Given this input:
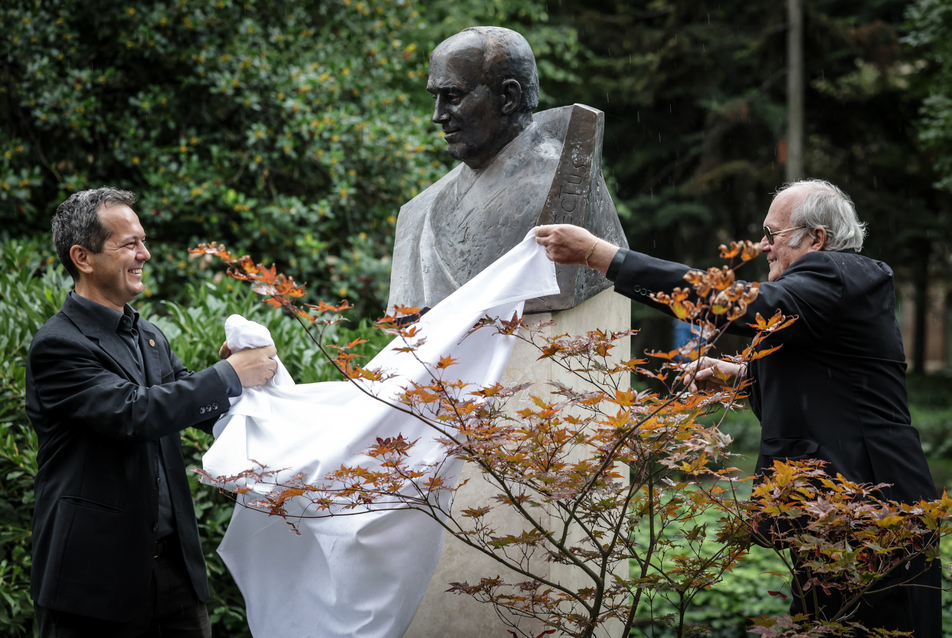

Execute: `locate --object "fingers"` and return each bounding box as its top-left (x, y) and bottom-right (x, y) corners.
top-left (258, 345), bottom-right (277, 359)
top-left (535, 224), bottom-right (598, 264)
top-left (227, 345), bottom-right (279, 387)
top-left (219, 341), bottom-right (232, 360)
top-left (682, 358), bottom-right (746, 393)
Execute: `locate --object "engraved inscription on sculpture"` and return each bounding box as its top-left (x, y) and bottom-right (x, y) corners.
top-left (557, 162), bottom-right (590, 219)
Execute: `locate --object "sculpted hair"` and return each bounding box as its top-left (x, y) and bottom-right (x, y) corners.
top-left (781, 179), bottom-right (866, 252)
top-left (460, 26), bottom-right (539, 113)
top-left (52, 187), bottom-right (137, 280)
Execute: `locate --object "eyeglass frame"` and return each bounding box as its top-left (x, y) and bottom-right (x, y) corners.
top-left (763, 225), bottom-right (809, 245)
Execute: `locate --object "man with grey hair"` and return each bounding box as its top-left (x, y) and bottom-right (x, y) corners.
top-left (775, 179), bottom-right (866, 254)
top-left (535, 178), bottom-right (939, 633)
top-left (27, 187), bottom-right (278, 637)
top-left (388, 26), bottom-right (627, 312)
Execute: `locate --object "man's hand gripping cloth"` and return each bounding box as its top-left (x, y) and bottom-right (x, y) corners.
top-left (201, 230), bottom-right (559, 638)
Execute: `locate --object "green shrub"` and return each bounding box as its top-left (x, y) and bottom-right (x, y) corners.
top-left (0, 237), bottom-right (390, 636)
top-left (1, 0), bottom-right (450, 318)
top-left (0, 239), bottom-right (70, 637)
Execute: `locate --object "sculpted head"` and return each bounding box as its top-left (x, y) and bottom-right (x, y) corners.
top-left (761, 179), bottom-right (866, 281)
top-left (427, 27), bottom-right (539, 170)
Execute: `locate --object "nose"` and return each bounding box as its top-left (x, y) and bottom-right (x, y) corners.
top-left (432, 96), bottom-right (449, 124)
top-left (760, 235), bottom-right (771, 251)
top-left (138, 241), bottom-right (151, 262)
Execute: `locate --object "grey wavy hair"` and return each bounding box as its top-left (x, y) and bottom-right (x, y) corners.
top-left (52, 187), bottom-right (137, 281)
top-left (780, 179), bottom-right (866, 252)
top-left (453, 26), bottom-right (540, 114)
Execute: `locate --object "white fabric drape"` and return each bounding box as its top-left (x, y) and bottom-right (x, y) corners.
top-left (202, 230), bottom-right (559, 638)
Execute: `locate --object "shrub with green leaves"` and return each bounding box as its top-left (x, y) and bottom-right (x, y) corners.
top-left (0, 239), bottom-right (69, 636)
top-left (0, 237), bottom-right (391, 636)
top-left (1, 0), bottom-right (453, 317)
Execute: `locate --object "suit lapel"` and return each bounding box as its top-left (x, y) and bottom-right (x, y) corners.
top-left (60, 294), bottom-right (144, 384)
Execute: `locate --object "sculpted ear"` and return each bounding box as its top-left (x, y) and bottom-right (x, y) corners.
top-left (500, 79), bottom-right (522, 115)
top-left (70, 245), bottom-right (95, 275)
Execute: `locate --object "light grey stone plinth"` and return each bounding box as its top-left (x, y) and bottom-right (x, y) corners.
top-left (403, 288), bottom-right (631, 638)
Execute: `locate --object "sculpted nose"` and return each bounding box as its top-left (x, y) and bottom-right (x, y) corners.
top-left (432, 97), bottom-right (448, 124)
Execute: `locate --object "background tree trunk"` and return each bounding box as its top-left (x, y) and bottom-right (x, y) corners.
top-left (786, 0), bottom-right (804, 182)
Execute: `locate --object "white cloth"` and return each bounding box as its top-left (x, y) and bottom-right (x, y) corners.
top-left (202, 230), bottom-right (559, 638)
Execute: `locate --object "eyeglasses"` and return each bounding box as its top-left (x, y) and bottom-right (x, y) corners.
top-left (763, 225), bottom-right (808, 245)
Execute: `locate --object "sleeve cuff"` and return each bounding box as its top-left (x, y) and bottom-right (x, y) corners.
top-left (212, 359), bottom-right (243, 398)
top-left (606, 247), bottom-right (629, 282)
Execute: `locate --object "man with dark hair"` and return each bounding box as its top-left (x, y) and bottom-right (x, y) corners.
top-left (536, 179), bottom-right (940, 634)
top-left (27, 187), bottom-right (278, 637)
top-left (388, 26), bottom-right (627, 313)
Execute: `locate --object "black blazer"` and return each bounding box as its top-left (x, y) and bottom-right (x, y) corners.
top-left (26, 292), bottom-right (232, 622)
top-left (611, 249), bottom-right (937, 505)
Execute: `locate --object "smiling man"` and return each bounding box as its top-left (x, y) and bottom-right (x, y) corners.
top-left (388, 26), bottom-right (626, 313)
top-left (27, 187), bottom-right (278, 637)
top-left (535, 179), bottom-right (940, 633)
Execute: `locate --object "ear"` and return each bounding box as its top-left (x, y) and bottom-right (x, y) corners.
top-left (810, 226), bottom-right (828, 251)
top-left (499, 79), bottom-right (522, 116)
top-left (69, 245), bottom-right (95, 276)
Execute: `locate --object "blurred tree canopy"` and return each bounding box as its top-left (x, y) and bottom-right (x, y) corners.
top-left (528, 0), bottom-right (951, 368)
top-left (1, 0), bottom-right (453, 316)
top-left (4, 0), bottom-right (949, 348)
top-left (907, 0), bottom-right (952, 194)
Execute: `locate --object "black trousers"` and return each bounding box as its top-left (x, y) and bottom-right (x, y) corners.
top-left (789, 551), bottom-right (942, 636)
top-left (35, 534), bottom-right (211, 638)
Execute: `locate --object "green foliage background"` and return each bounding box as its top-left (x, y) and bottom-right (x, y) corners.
top-left (3, 0), bottom-right (952, 635)
top-left (0, 239), bottom-right (392, 636)
top-left (2, 0), bottom-right (452, 316)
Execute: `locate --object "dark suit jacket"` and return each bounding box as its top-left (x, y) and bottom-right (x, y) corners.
top-left (610, 249), bottom-right (936, 505)
top-left (26, 292), bottom-right (233, 622)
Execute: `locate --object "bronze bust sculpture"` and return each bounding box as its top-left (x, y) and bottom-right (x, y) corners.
top-left (388, 26), bottom-right (628, 313)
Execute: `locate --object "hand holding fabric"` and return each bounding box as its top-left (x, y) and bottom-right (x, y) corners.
top-left (534, 224), bottom-right (618, 273)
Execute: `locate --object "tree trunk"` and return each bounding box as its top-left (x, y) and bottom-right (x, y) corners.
top-left (911, 238), bottom-right (930, 373)
top-left (786, 0), bottom-right (804, 182)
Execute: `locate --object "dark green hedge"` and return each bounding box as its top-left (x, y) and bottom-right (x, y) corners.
top-left (0, 238), bottom-right (390, 636)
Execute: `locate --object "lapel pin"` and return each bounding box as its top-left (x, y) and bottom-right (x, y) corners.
top-left (149, 339), bottom-right (155, 347)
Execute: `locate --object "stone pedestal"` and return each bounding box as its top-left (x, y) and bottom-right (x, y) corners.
top-left (403, 288), bottom-right (630, 638)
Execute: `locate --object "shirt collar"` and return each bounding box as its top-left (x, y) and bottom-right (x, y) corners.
top-left (68, 291), bottom-right (139, 334)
